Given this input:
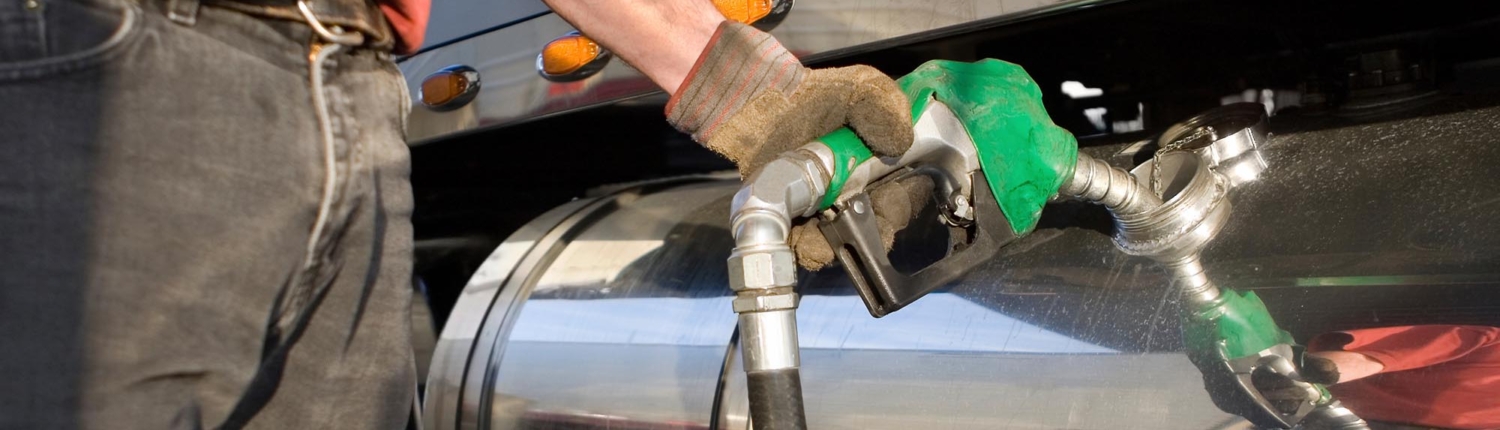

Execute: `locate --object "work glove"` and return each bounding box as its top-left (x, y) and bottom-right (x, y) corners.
top-left (667, 21), bottom-right (926, 270)
top-left (1252, 353), bottom-right (1341, 414)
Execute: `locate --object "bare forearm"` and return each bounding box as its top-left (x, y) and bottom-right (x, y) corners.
top-left (542, 0), bottom-right (724, 94)
top-left (1311, 351), bottom-right (1386, 383)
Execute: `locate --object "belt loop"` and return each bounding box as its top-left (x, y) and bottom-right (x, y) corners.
top-left (167, 0), bottom-right (199, 26)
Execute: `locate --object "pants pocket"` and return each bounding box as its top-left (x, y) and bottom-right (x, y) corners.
top-left (0, 0), bottom-right (141, 80)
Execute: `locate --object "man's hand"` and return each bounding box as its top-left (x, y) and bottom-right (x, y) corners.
top-left (667, 22), bottom-right (921, 270)
top-left (537, 0), bottom-right (923, 270)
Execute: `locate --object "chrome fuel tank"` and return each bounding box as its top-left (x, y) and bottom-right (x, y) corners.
top-left (424, 102), bottom-right (1500, 430)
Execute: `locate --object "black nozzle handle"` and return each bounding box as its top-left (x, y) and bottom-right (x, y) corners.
top-left (820, 175), bottom-right (1016, 317)
top-left (746, 368), bottom-right (807, 430)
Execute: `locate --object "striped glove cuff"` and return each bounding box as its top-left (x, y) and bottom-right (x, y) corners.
top-left (666, 21), bottom-right (806, 143)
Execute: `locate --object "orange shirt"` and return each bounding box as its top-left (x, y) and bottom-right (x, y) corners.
top-left (380, 0), bottom-right (429, 54)
top-left (1310, 325), bottom-right (1500, 430)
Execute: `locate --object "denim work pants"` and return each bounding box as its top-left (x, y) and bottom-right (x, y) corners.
top-left (0, 0), bottom-right (416, 428)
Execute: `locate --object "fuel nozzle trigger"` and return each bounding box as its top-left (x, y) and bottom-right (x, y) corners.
top-left (820, 174), bottom-right (1015, 317)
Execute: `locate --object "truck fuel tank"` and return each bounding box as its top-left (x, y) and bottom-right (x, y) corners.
top-left (423, 100), bottom-right (1500, 430)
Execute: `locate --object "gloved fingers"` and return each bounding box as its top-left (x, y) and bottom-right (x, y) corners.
top-left (809, 65), bottom-right (914, 158)
top-left (869, 174), bottom-right (935, 249)
top-left (711, 93), bottom-right (804, 178)
top-left (789, 174), bottom-right (935, 271)
top-left (729, 66), bottom-right (913, 176)
top-left (667, 21), bottom-right (914, 183)
top-left (788, 221), bottom-right (835, 271)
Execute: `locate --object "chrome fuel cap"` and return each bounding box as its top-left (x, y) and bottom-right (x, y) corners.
top-left (1156, 102), bottom-right (1270, 188)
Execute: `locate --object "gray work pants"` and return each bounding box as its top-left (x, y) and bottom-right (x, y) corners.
top-left (0, 0), bottom-right (416, 428)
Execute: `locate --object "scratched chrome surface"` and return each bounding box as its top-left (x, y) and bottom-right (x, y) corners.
top-left (423, 102), bottom-right (1500, 429)
top-left (397, 0), bottom-right (1081, 144)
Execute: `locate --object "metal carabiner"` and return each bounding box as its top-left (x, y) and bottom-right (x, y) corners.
top-left (296, 0), bottom-right (365, 46)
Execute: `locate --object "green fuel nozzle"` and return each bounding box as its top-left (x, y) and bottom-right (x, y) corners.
top-left (812, 59), bottom-right (1079, 317)
top-left (727, 62), bottom-right (1082, 425)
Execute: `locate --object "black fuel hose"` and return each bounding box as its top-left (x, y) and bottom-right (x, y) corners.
top-left (746, 368), bottom-right (808, 430)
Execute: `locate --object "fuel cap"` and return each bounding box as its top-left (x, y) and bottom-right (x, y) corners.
top-left (1156, 102), bottom-right (1269, 188)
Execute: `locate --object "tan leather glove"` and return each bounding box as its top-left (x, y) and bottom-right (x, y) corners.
top-left (667, 21), bottom-right (928, 271)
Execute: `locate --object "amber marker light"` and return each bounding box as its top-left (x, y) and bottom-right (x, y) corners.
top-left (541, 33), bottom-right (602, 76)
top-left (714, 0), bottom-right (774, 24)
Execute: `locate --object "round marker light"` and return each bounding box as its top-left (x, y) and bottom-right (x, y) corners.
top-left (714, 0), bottom-right (774, 24)
top-left (537, 31), bottom-right (613, 82)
